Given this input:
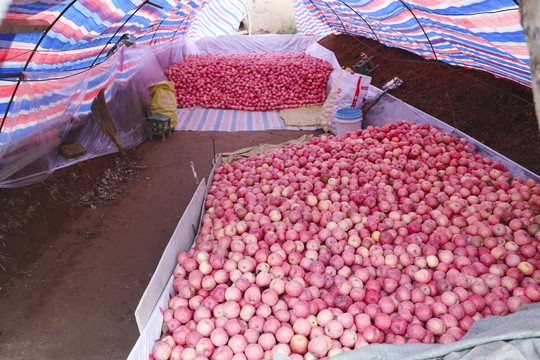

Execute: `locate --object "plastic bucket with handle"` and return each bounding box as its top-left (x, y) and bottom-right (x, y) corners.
top-left (335, 108), bottom-right (363, 136)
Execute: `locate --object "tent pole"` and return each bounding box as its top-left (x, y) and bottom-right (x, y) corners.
top-left (397, 0), bottom-right (438, 61)
top-left (170, 0), bottom-right (210, 42)
top-left (309, 0), bottom-right (348, 36)
top-left (170, 13), bottom-right (191, 42)
top-left (0, 0), bottom-right (77, 134)
top-left (306, 1), bottom-right (333, 33)
top-left (318, 0), bottom-right (351, 35)
top-left (91, 2), bottom-right (150, 67)
top-left (150, 20), bottom-right (164, 45)
top-left (334, 0), bottom-right (381, 44)
top-left (91, 0), bottom-right (163, 67)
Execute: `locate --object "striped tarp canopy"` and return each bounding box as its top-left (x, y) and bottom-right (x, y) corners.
top-left (0, 0), bottom-right (245, 176)
top-left (293, 0), bottom-right (530, 87)
top-left (0, 0), bottom-right (245, 127)
top-left (0, 0), bottom-right (246, 75)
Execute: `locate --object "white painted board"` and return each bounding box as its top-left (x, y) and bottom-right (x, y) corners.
top-left (134, 179), bottom-right (207, 332)
top-left (129, 157), bottom-right (222, 359)
top-left (127, 275), bottom-right (175, 360)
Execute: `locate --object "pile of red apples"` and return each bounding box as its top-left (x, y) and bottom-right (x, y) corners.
top-left (165, 52), bottom-right (332, 111)
top-left (151, 121), bottom-right (540, 360)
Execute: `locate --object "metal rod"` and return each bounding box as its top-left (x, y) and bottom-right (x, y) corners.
top-left (145, 1), bottom-right (163, 9)
top-left (170, 0), bottom-right (212, 43)
top-left (170, 14), bottom-right (190, 42)
top-left (319, 0), bottom-right (350, 35)
top-left (91, 0), bottom-right (153, 67)
top-left (0, 73), bottom-right (23, 79)
top-left (307, 0), bottom-right (335, 32)
top-left (333, 0), bottom-right (381, 44)
top-left (397, 0), bottom-right (438, 61)
top-left (0, 0), bottom-right (77, 133)
top-left (151, 20), bottom-right (164, 45)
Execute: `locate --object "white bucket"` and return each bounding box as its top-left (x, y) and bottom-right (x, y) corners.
top-left (335, 108), bottom-right (363, 136)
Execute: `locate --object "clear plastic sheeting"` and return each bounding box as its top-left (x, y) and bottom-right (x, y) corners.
top-left (0, 40), bottom-right (169, 188)
top-left (327, 303), bottom-right (540, 360)
top-left (183, 34), bottom-right (323, 56)
top-left (157, 34), bottom-right (322, 68)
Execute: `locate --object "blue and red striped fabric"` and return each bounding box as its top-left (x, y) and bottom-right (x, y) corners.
top-left (293, 0), bottom-right (530, 87)
top-left (0, 0), bottom-right (245, 111)
top-left (0, 0), bottom-right (245, 187)
top-left (0, 0), bottom-right (245, 157)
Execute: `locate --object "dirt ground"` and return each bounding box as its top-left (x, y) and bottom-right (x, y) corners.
top-left (0, 34), bottom-right (539, 359)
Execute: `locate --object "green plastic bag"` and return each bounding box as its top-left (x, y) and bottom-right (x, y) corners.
top-left (148, 81), bottom-right (178, 128)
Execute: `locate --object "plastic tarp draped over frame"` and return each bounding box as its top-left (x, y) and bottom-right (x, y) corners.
top-left (292, 0), bottom-right (531, 87)
top-left (0, 0), bottom-right (246, 76)
top-left (0, 0), bottom-right (247, 187)
top-left (0, 40), bottom-right (168, 187)
top-left (0, 0), bottom-right (248, 188)
top-left (326, 303), bottom-right (540, 360)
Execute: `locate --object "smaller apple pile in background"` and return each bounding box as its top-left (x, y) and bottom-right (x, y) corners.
top-left (165, 52), bottom-right (333, 111)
